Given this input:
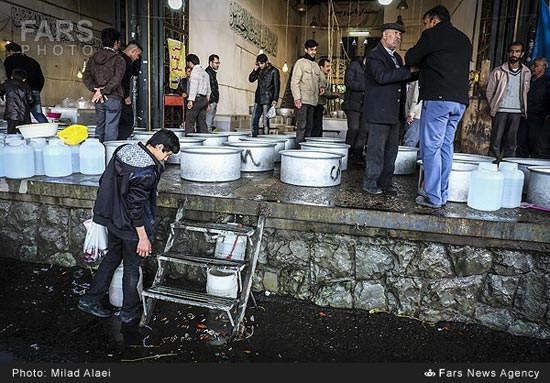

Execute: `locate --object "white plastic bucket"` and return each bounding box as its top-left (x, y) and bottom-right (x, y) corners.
top-left (214, 232), bottom-right (246, 261)
top-left (206, 268), bottom-right (238, 299)
top-left (109, 262), bottom-right (144, 307)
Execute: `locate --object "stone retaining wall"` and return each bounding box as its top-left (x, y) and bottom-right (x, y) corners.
top-left (1, 199), bottom-right (548, 339)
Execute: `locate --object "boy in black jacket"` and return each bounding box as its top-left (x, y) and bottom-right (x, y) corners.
top-left (78, 129), bottom-right (180, 324)
top-left (0, 68), bottom-right (34, 134)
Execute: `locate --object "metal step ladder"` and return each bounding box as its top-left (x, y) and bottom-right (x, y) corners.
top-left (139, 199), bottom-right (265, 339)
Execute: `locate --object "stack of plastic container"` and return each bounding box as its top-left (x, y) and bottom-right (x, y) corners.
top-left (30, 138), bottom-right (48, 176)
top-left (467, 162), bottom-right (504, 211)
top-left (498, 162), bottom-right (524, 208)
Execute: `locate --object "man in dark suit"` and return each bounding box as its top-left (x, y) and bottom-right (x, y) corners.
top-left (405, 5), bottom-right (472, 208)
top-left (362, 23), bottom-right (416, 195)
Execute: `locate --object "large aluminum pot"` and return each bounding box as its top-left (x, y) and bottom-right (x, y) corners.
top-left (240, 136), bottom-right (286, 162)
top-left (224, 141), bottom-right (276, 172)
top-left (526, 166), bottom-right (550, 209)
top-left (186, 133), bottom-right (229, 146)
top-left (394, 146), bottom-right (419, 175)
top-left (305, 136), bottom-right (346, 144)
top-left (280, 149), bottom-right (344, 187)
top-left (453, 153), bottom-right (495, 164)
top-left (502, 158), bottom-right (550, 194)
top-left (103, 140), bottom-right (141, 165)
top-left (215, 131), bottom-right (250, 142)
top-left (180, 146), bottom-right (242, 182)
top-left (417, 160), bottom-right (478, 203)
top-left (257, 134), bottom-right (296, 150)
top-left (299, 141), bottom-right (350, 171)
top-left (166, 137), bottom-right (205, 165)
top-left (133, 128), bottom-right (185, 141)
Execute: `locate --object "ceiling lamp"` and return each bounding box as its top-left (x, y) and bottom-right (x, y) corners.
top-left (397, 0), bottom-right (408, 10)
top-left (310, 17), bottom-right (319, 28)
top-left (378, 0), bottom-right (393, 5)
top-left (167, 0), bottom-right (183, 10)
top-left (297, 0), bottom-right (306, 13)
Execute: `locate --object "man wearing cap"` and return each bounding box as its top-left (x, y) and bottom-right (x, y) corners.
top-left (405, 5), bottom-right (472, 208)
top-left (362, 23), bottom-right (416, 195)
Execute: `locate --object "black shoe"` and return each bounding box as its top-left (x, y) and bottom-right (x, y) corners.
top-left (415, 195), bottom-right (442, 208)
top-left (382, 185), bottom-right (398, 194)
top-left (363, 186), bottom-right (383, 195)
top-left (78, 299), bottom-right (112, 318)
top-left (120, 309), bottom-right (143, 324)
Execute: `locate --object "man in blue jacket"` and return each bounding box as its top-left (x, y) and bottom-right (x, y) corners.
top-left (405, 5), bottom-right (472, 208)
top-left (78, 129), bottom-right (180, 324)
top-left (362, 23), bottom-right (416, 195)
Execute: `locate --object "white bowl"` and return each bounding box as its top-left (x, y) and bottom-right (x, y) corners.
top-left (18, 123), bottom-right (59, 138)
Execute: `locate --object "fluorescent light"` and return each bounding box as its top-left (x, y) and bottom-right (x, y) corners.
top-left (378, 0), bottom-right (393, 5)
top-left (349, 31), bottom-right (370, 37)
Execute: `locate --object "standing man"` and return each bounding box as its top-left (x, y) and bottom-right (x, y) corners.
top-left (83, 28), bottom-right (126, 143)
top-left (486, 41), bottom-right (531, 161)
top-left (362, 23), bottom-right (415, 195)
top-left (205, 54), bottom-right (220, 132)
top-left (184, 54), bottom-right (211, 134)
top-left (527, 58), bottom-right (550, 157)
top-left (312, 58), bottom-right (343, 137)
top-left (248, 53), bottom-right (280, 137)
top-left (342, 55), bottom-right (368, 165)
top-left (117, 41), bottom-right (142, 140)
top-left (405, 5), bottom-right (472, 208)
top-left (78, 130), bottom-right (180, 323)
top-left (291, 39), bottom-right (321, 143)
top-left (4, 42), bottom-right (47, 123)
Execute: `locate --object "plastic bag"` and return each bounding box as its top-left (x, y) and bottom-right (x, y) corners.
top-left (266, 105), bottom-right (276, 119)
top-left (57, 124), bottom-right (88, 145)
top-left (82, 218), bottom-right (108, 263)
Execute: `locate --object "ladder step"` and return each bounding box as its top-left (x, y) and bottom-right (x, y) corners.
top-left (160, 253), bottom-right (246, 271)
top-left (142, 285), bottom-right (237, 312)
top-left (171, 220), bottom-right (255, 237)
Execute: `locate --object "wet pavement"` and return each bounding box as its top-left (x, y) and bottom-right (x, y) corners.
top-left (1, 257), bottom-right (549, 365)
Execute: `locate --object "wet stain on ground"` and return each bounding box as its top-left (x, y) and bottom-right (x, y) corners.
top-left (1, 258), bottom-right (549, 363)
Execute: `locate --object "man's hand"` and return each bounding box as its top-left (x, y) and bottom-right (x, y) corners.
top-left (406, 113), bottom-right (415, 124)
top-left (187, 100), bottom-right (193, 110)
top-left (91, 88), bottom-right (105, 103)
top-left (135, 226), bottom-right (152, 257)
top-left (294, 99), bottom-right (302, 109)
top-left (124, 97), bottom-right (132, 105)
top-left (319, 88), bottom-right (326, 96)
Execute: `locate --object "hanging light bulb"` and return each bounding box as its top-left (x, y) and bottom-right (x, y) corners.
top-left (297, 0), bottom-right (306, 13)
top-left (259, 48), bottom-right (264, 54)
top-left (378, 0), bottom-right (393, 5)
top-left (397, 0), bottom-right (408, 10)
top-left (77, 70), bottom-right (83, 79)
top-left (167, 0), bottom-right (183, 10)
top-left (282, 62), bottom-right (289, 73)
top-left (352, 38), bottom-right (357, 46)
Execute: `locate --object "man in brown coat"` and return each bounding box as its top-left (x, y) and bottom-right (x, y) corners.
top-left (83, 28), bottom-right (126, 142)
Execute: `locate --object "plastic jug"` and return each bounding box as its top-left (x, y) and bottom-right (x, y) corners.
top-left (29, 138), bottom-right (47, 176)
top-left (70, 144), bottom-right (80, 173)
top-left (467, 162), bottom-right (504, 211)
top-left (4, 140), bottom-right (35, 179)
top-left (109, 262), bottom-right (143, 307)
top-left (79, 138), bottom-right (106, 175)
top-left (43, 138), bottom-right (72, 177)
top-left (499, 162), bottom-right (524, 208)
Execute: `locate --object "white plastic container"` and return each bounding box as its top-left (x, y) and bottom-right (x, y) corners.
top-left (79, 138), bottom-right (106, 175)
top-left (499, 162), bottom-right (524, 208)
top-left (5, 140), bottom-right (34, 179)
top-left (70, 144), bottom-right (80, 173)
top-left (467, 162), bottom-right (504, 211)
top-left (109, 262), bottom-right (144, 307)
top-left (206, 268), bottom-right (238, 299)
top-left (29, 138), bottom-right (48, 176)
top-left (43, 138), bottom-right (72, 177)
top-left (214, 230), bottom-right (246, 261)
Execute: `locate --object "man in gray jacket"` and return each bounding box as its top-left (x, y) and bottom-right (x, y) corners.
top-left (486, 41), bottom-right (531, 161)
top-left (83, 28), bottom-right (126, 142)
top-left (291, 39), bottom-right (320, 143)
